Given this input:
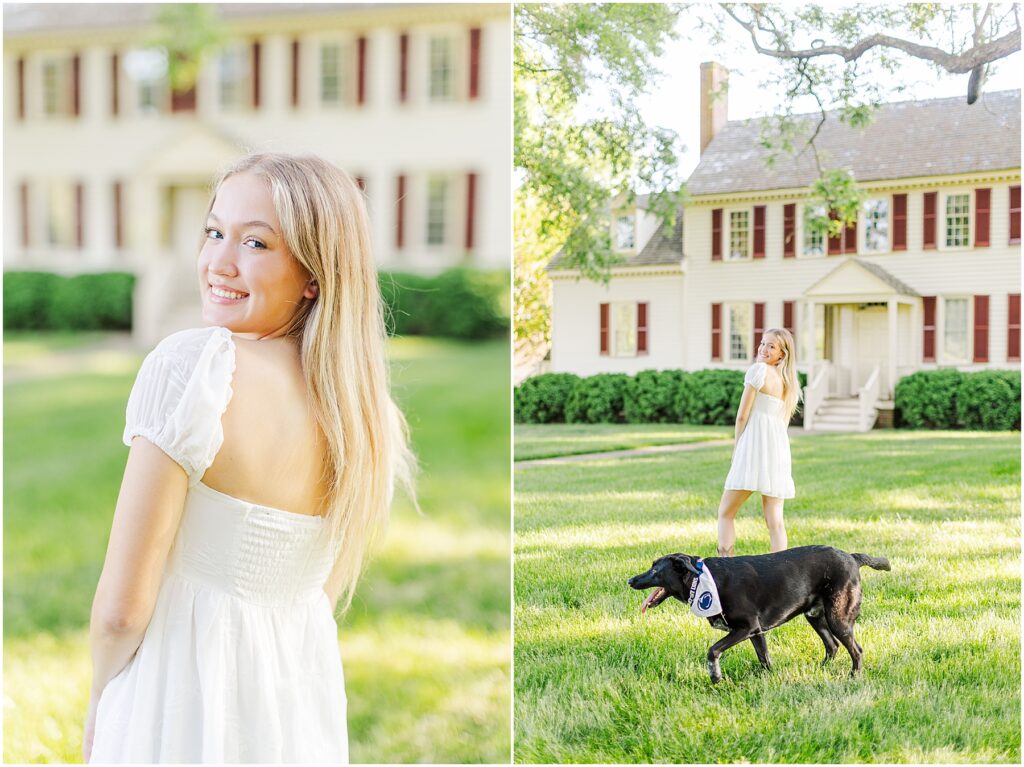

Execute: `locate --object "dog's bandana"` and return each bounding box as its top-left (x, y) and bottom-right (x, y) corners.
top-left (687, 560), bottom-right (723, 618)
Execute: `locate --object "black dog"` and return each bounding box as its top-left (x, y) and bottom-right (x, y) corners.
top-left (628, 545), bottom-right (890, 683)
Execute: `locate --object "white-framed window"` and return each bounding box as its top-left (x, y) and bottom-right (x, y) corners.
top-left (45, 181), bottom-right (76, 248)
top-left (218, 44), bottom-right (250, 109)
top-left (942, 296), bottom-right (970, 363)
top-left (426, 175), bottom-right (449, 245)
top-left (727, 302), bottom-right (752, 362)
top-left (124, 48), bottom-right (167, 114)
top-left (728, 210), bottom-right (750, 260)
top-left (944, 193), bottom-right (970, 248)
top-left (41, 57), bottom-right (72, 117)
top-left (802, 204), bottom-right (826, 257)
top-left (615, 214), bottom-right (635, 250)
top-left (320, 40), bottom-right (355, 106)
top-left (429, 35), bottom-right (455, 101)
top-left (611, 302), bottom-right (638, 357)
top-left (862, 197), bottom-right (890, 252)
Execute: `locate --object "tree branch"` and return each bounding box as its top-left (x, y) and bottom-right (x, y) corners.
top-left (722, 4), bottom-right (1020, 73)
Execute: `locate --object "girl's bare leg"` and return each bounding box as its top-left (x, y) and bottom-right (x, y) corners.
top-left (762, 495), bottom-right (788, 552)
top-left (717, 489), bottom-right (753, 556)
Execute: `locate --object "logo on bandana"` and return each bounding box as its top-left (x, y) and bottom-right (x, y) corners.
top-left (698, 592), bottom-right (713, 611)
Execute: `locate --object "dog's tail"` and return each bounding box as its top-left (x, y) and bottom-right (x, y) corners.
top-left (851, 553), bottom-right (891, 571)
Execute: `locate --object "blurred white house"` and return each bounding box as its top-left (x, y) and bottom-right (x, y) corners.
top-left (3, 2), bottom-right (511, 344)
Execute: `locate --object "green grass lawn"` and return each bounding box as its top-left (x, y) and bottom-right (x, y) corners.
top-left (3, 334), bottom-right (510, 764)
top-left (515, 430), bottom-right (1021, 763)
top-left (515, 423), bottom-right (731, 460)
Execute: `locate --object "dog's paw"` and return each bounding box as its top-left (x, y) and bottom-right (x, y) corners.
top-left (707, 660), bottom-right (723, 684)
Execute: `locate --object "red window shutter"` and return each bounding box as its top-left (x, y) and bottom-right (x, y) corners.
top-left (783, 301), bottom-right (795, 335)
top-left (19, 182), bottom-right (30, 248)
top-left (923, 191), bottom-right (937, 249)
top-left (753, 205), bottom-right (766, 258)
top-left (465, 172), bottom-right (477, 251)
top-left (973, 295), bottom-right (989, 362)
top-left (74, 183), bottom-right (84, 249)
top-left (975, 188), bottom-right (990, 247)
top-left (171, 59), bottom-right (196, 113)
top-left (111, 52), bottom-right (120, 116)
top-left (71, 53), bottom-right (81, 117)
top-left (395, 175), bottom-right (406, 249)
top-left (469, 28), bottom-right (481, 100)
top-left (291, 39), bottom-right (300, 107)
top-left (357, 36), bottom-right (367, 106)
top-left (637, 302), bottom-right (648, 354)
top-left (1008, 293), bottom-right (1021, 362)
top-left (892, 193), bottom-right (907, 251)
top-left (251, 41), bottom-right (261, 109)
top-left (711, 208), bottom-right (722, 260)
top-left (827, 209), bottom-right (841, 255)
top-left (711, 303), bottom-right (721, 361)
top-left (16, 57), bottom-right (25, 119)
top-left (783, 203), bottom-right (795, 257)
top-left (1010, 185), bottom-right (1021, 243)
top-left (844, 214), bottom-right (858, 254)
top-left (399, 33), bottom-right (409, 102)
top-left (113, 181), bottom-right (123, 249)
top-left (753, 302), bottom-right (765, 358)
top-left (600, 303), bottom-right (609, 355)
top-left (922, 296), bottom-right (936, 361)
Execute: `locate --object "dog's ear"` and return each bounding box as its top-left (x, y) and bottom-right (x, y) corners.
top-left (670, 554), bottom-right (701, 577)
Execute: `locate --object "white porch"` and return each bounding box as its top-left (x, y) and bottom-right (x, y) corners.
top-left (801, 259), bottom-right (920, 431)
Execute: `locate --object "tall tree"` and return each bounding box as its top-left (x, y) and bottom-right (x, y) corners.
top-left (514, 3), bottom-right (684, 367)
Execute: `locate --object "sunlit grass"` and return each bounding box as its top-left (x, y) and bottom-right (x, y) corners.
top-left (515, 423), bottom-right (730, 460)
top-left (514, 431), bottom-right (1020, 763)
top-left (3, 334), bottom-right (510, 764)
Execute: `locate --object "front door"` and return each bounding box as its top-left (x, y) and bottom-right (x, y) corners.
top-left (855, 304), bottom-right (888, 393)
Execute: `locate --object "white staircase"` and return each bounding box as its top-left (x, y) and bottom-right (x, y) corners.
top-left (811, 396), bottom-right (877, 432)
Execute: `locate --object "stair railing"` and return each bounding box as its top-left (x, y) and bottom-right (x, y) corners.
top-left (803, 361), bottom-right (830, 431)
top-left (858, 365), bottom-right (881, 431)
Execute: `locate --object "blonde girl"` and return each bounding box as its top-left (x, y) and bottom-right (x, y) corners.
top-left (86, 153), bottom-right (415, 762)
top-left (717, 328), bottom-right (799, 556)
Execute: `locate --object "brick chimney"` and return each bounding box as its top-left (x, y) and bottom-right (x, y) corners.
top-left (700, 61), bottom-right (729, 154)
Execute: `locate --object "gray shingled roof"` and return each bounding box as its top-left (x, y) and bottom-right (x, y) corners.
top-left (688, 89), bottom-right (1021, 197)
top-left (3, 3), bottom-right (414, 34)
top-left (546, 208), bottom-right (684, 270)
top-left (857, 260), bottom-right (919, 297)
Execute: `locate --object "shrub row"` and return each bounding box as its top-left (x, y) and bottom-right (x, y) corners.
top-left (515, 369), bottom-right (808, 426)
top-left (3, 271), bottom-right (135, 331)
top-left (4, 267), bottom-right (509, 340)
top-left (895, 369), bottom-right (1021, 430)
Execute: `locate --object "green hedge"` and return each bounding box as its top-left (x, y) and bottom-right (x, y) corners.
top-left (516, 368), bottom-right (808, 426)
top-left (3, 271), bottom-right (134, 331)
top-left (896, 369), bottom-right (1020, 430)
top-left (4, 267), bottom-right (508, 340)
top-left (380, 268), bottom-right (508, 340)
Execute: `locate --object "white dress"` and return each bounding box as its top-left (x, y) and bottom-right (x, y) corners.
top-left (90, 327), bottom-right (348, 763)
top-left (723, 362), bottom-right (795, 499)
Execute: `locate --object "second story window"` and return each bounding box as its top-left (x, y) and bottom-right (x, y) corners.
top-left (803, 204), bottom-right (825, 257)
top-left (320, 41), bottom-right (354, 106)
top-left (218, 45), bottom-right (250, 110)
top-left (41, 57), bottom-right (72, 117)
top-left (426, 176), bottom-right (449, 245)
top-left (729, 210), bottom-right (749, 260)
top-left (615, 214), bottom-right (634, 250)
top-left (429, 36), bottom-right (455, 101)
top-left (863, 197), bottom-right (889, 252)
top-left (124, 49), bottom-right (167, 114)
top-left (945, 193), bottom-right (970, 247)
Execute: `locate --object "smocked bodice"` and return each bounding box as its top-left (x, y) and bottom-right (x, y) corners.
top-left (165, 482), bottom-right (337, 607)
top-left (751, 391), bottom-right (786, 418)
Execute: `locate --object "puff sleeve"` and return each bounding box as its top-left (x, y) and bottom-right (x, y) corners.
top-left (123, 327), bottom-right (236, 486)
top-left (744, 362), bottom-right (768, 392)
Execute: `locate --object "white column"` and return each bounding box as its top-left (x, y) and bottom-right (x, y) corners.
top-left (888, 298), bottom-right (898, 399)
top-left (805, 300), bottom-right (816, 376)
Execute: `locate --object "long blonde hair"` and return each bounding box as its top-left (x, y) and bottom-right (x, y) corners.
top-left (209, 153), bottom-right (416, 614)
top-left (764, 327), bottom-right (801, 422)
